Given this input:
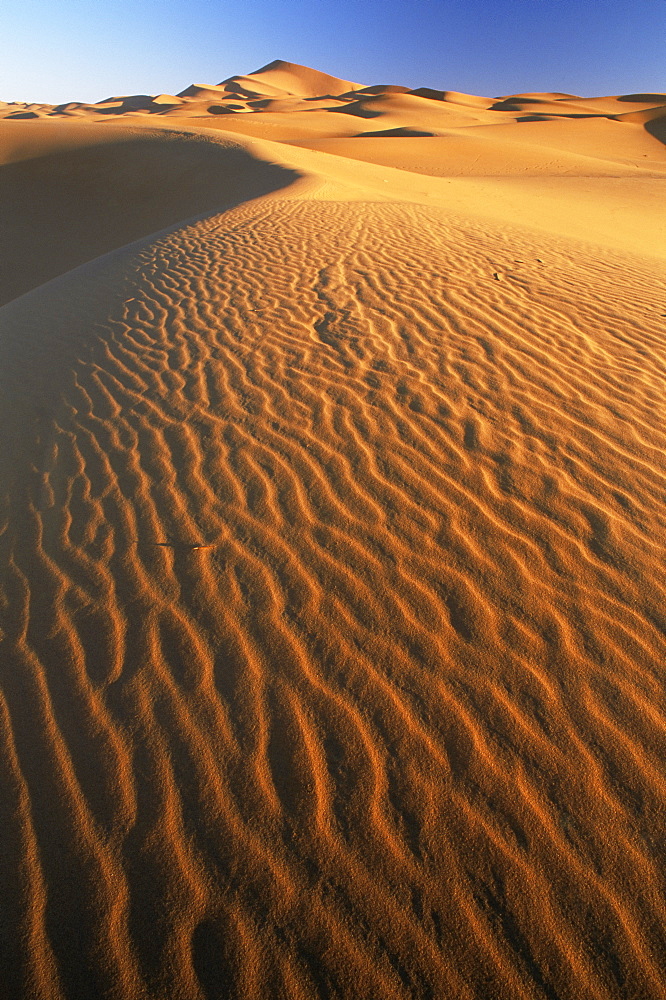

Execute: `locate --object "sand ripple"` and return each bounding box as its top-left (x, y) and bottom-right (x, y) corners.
top-left (1, 201), bottom-right (665, 998)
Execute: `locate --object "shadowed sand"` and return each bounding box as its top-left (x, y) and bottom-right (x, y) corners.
top-left (1, 60), bottom-right (666, 1000)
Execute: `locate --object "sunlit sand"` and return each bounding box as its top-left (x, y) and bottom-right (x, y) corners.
top-left (1, 60), bottom-right (665, 999)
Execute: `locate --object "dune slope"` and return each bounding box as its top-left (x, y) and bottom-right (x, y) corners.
top-left (0, 123), bottom-right (300, 307)
top-left (2, 195), bottom-right (666, 999)
top-left (1, 62), bottom-right (666, 1000)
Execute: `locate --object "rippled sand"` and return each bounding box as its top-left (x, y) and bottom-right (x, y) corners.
top-left (1, 61), bottom-right (666, 1000)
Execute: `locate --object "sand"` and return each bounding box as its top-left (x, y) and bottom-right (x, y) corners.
top-left (1, 59), bottom-right (666, 1000)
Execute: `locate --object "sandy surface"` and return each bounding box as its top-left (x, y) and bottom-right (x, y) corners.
top-left (1, 60), bottom-right (666, 1000)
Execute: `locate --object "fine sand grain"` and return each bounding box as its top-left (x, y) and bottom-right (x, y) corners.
top-left (1, 60), bottom-right (666, 1000)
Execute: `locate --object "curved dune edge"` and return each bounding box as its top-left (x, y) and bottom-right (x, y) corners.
top-left (2, 114), bottom-right (663, 319)
top-left (0, 123), bottom-right (303, 307)
top-left (2, 60), bottom-right (666, 999)
top-left (1, 190), bottom-right (666, 998)
top-left (2, 61), bottom-right (664, 309)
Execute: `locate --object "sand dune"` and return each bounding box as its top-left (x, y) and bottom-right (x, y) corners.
top-left (228, 59), bottom-right (364, 98)
top-left (0, 123), bottom-right (300, 306)
top-left (1, 60), bottom-right (666, 1000)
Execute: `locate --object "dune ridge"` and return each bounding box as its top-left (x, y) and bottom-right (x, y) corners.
top-left (1, 60), bottom-right (666, 1000)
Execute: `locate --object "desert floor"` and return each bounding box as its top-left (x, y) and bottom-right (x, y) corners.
top-left (1, 60), bottom-right (666, 1000)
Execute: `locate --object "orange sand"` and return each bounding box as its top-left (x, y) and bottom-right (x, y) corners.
top-left (1, 60), bottom-right (666, 1000)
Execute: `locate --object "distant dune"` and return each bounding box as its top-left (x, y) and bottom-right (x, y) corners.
top-left (1, 59), bottom-right (666, 1000)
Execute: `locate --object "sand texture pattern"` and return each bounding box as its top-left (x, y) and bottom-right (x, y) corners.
top-left (1, 61), bottom-right (666, 1000)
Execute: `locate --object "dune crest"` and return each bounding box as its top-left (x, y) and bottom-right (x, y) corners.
top-left (231, 59), bottom-right (364, 98)
top-left (1, 61), bottom-right (666, 1000)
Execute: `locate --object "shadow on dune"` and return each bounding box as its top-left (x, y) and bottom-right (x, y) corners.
top-left (644, 114), bottom-right (666, 145)
top-left (0, 132), bottom-right (301, 307)
top-left (330, 101), bottom-right (382, 119)
top-left (359, 126), bottom-right (436, 137)
top-left (515, 114), bottom-right (558, 122)
top-left (0, 131), bottom-right (301, 529)
top-left (616, 93), bottom-right (666, 103)
top-left (614, 92), bottom-right (666, 146)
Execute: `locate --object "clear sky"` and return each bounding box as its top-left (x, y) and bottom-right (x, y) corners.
top-left (1, 0), bottom-right (664, 105)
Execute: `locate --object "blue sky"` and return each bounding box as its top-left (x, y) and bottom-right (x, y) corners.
top-left (1, 0), bottom-right (664, 105)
